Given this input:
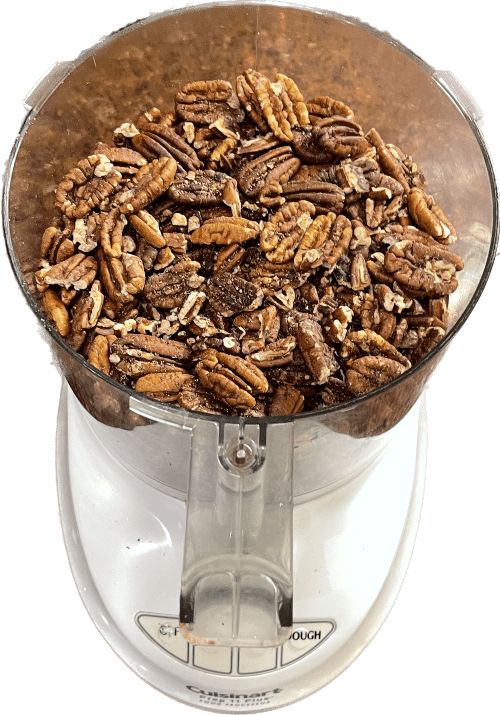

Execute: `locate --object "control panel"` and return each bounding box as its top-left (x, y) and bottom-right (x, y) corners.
top-left (136, 614), bottom-right (335, 675)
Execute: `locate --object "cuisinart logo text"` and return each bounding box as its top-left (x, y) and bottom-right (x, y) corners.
top-left (187, 686), bottom-right (283, 707)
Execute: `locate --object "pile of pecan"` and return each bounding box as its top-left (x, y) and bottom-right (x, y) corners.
top-left (36, 68), bottom-right (464, 416)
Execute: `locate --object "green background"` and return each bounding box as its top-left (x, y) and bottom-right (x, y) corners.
top-left (0, 0), bottom-right (500, 715)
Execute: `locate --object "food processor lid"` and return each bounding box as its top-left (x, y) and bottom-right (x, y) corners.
top-left (3, 0), bottom-right (498, 426)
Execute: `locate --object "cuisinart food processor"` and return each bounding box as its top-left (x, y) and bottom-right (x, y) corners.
top-left (3, 3), bottom-right (498, 711)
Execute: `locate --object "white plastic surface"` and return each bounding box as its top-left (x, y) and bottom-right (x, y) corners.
top-left (55, 384), bottom-right (426, 711)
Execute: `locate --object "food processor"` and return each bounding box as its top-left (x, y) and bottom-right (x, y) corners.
top-left (2, 1), bottom-right (499, 712)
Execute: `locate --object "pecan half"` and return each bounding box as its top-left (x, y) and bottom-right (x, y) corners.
top-left (205, 272), bottom-right (264, 316)
top-left (190, 216), bottom-right (260, 245)
top-left (168, 170), bottom-right (234, 207)
top-left (132, 122), bottom-right (202, 172)
top-left (260, 200), bottom-right (315, 263)
top-left (195, 348), bottom-right (268, 409)
top-left (235, 145), bottom-right (300, 199)
top-left (175, 79), bottom-right (245, 127)
top-left (268, 384), bottom-right (304, 415)
top-left (296, 316), bottom-right (335, 384)
top-left (55, 154), bottom-right (122, 219)
top-left (143, 258), bottom-right (204, 309)
top-left (384, 239), bottom-right (463, 297)
top-left (294, 212), bottom-right (336, 270)
top-left (246, 336), bottom-right (297, 368)
top-left (116, 157), bottom-right (177, 215)
top-left (407, 188), bottom-right (456, 244)
top-left (36, 252), bottom-right (98, 292)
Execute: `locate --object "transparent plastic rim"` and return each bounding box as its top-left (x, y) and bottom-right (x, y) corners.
top-left (3, 0), bottom-right (499, 426)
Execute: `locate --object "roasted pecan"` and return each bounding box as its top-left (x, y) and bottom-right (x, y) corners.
top-left (213, 244), bottom-right (247, 274)
top-left (116, 157), bottom-right (177, 215)
top-left (55, 154), bottom-right (122, 219)
top-left (128, 209), bottom-right (166, 248)
top-left (292, 118), bottom-right (370, 164)
top-left (109, 334), bottom-right (192, 378)
top-left (168, 170), bottom-right (234, 207)
top-left (322, 214), bottom-right (352, 269)
top-left (195, 348), bottom-right (268, 409)
top-left (323, 305), bottom-right (354, 343)
top-left (93, 142), bottom-right (148, 175)
top-left (346, 355), bottom-right (408, 395)
top-left (407, 188), bottom-right (456, 244)
top-left (384, 239), bottom-right (463, 297)
top-left (42, 288), bottom-right (71, 337)
top-left (190, 215), bottom-right (260, 245)
top-left (350, 252), bottom-right (371, 290)
top-left (235, 145), bottom-right (300, 199)
top-left (143, 258), bottom-right (204, 309)
top-left (205, 271), bottom-right (264, 316)
top-left (260, 200), bottom-right (315, 263)
top-left (132, 123), bottom-right (202, 173)
top-left (66, 280), bottom-right (105, 351)
top-left (36, 252), bottom-right (98, 292)
top-left (134, 371), bottom-right (194, 398)
top-left (246, 336), bottom-right (296, 368)
top-left (175, 79), bottom-right (245, 127)
top-left (296, 316), bottom-right (335, 384)
top-left (88, 334), bottom-right (114, 374)
top-left (280, 180), bottom-right (344, 214)
top-left (236, 69), bottom-right (308, 142)
top-left (294, 212), bottom-right (335, 270)
top-left (341, 328), bottom-right (411, 369)
top-left (306, 96), bottom-right (355, 121)
top-left (268, 384), bottom-right (304, 415)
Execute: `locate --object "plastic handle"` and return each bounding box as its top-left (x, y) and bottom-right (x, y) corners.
top-left (179, 419), bottom-right (294, 648)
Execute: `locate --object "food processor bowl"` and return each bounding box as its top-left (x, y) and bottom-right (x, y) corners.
top-left (3, 1), bottom-right (498, 711)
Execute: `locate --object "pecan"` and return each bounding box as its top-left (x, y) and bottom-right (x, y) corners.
top-left (292, 118), bottom-right (370, 164)
top-left (260, 200), bottom-right (315, 263)
top-left (128, 209), bottom-right (166, 248)
top-left (36, 252), bottom-right (98, 292)
top-left (168, 170), bottom-right (234, 207)
top-left (294, 212), bottom-right (336, 270)
top-left (134, 371), bottom-right (194, 397)
top-left (322, 214), bottom-right (352, 269)
top-left (205, 271), bottom-right (264, 316)
top-left (233, 305), bottom-right (278, 339)
top-left (346, 356), bottom-right (408, 395)
top-left (341, 329), bottom-right (411, 369)
top-left (99, 207), bottom-right (128, 257)
top-left (296, 316), bottom-right (335, 384)
top-left (190, 216), bottom-right (260, 245)
top-left (236, 69), bottom-right (308, 142)
top-left (323, 306), bottom-right (354, 343)
top-left (407, 188), bottom-right (456, 244)
top-left (109, 334), bottom-right (192, 378)
top-left (175, 79), bottom-right (245, 127)
top-left (268, 384), bottom-right (304, 415)
top-left (143, 258), bottom-right (204, 309)
top-left (116, 157), bottom-right (177, 214)
top-left (235, 146), bottom-right (300, 199)
top-left (280, 180), bottom-right (345, 214)
top-left (93, 142), bottom-right (148, 175)
top-left (88, 334), bottom-right (114, 374)
top-left (366, 128), bottom-right (411, 194)
top-left (384, 239), bottom-right (463, 297)
top-left (42, 288), bottom-right (71, 337)
top-left (213, 244), bottom-right (247, 274)
top-left (132, 123), bottom-right (202, 173)
top-left (55, 154), bottom-right (122, 219)
top-left (40, 226), bottom-right (75, 267)
top-left (66, 280), bottom-right (105, 351)
top-left (306, 96), bottom-right (355, 121)
top-left (350, 252), bottom-right (371, 290)
top-left (246, 336), bottom-right (296, 368)
top-left (195, 348), bottom-right (268, 409)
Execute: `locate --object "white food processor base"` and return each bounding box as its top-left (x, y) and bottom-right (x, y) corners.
top-left (56, 382), bottom-right (427, 712)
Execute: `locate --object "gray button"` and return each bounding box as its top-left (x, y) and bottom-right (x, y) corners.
top-left (136, 614), bottom-right (189, 663)
top-left (237, 647), bottom-right (278, 674)
top-left (193, 645), bottom-right (233, 674)
top-left (281, 621), bottom-right (335, 666)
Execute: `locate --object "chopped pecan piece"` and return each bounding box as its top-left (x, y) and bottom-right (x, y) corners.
top-left (195, 348), bottom-right (268, 409)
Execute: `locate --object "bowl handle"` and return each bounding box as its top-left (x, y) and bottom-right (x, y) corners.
top-left (179, 418), bottom-right (294, 648)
